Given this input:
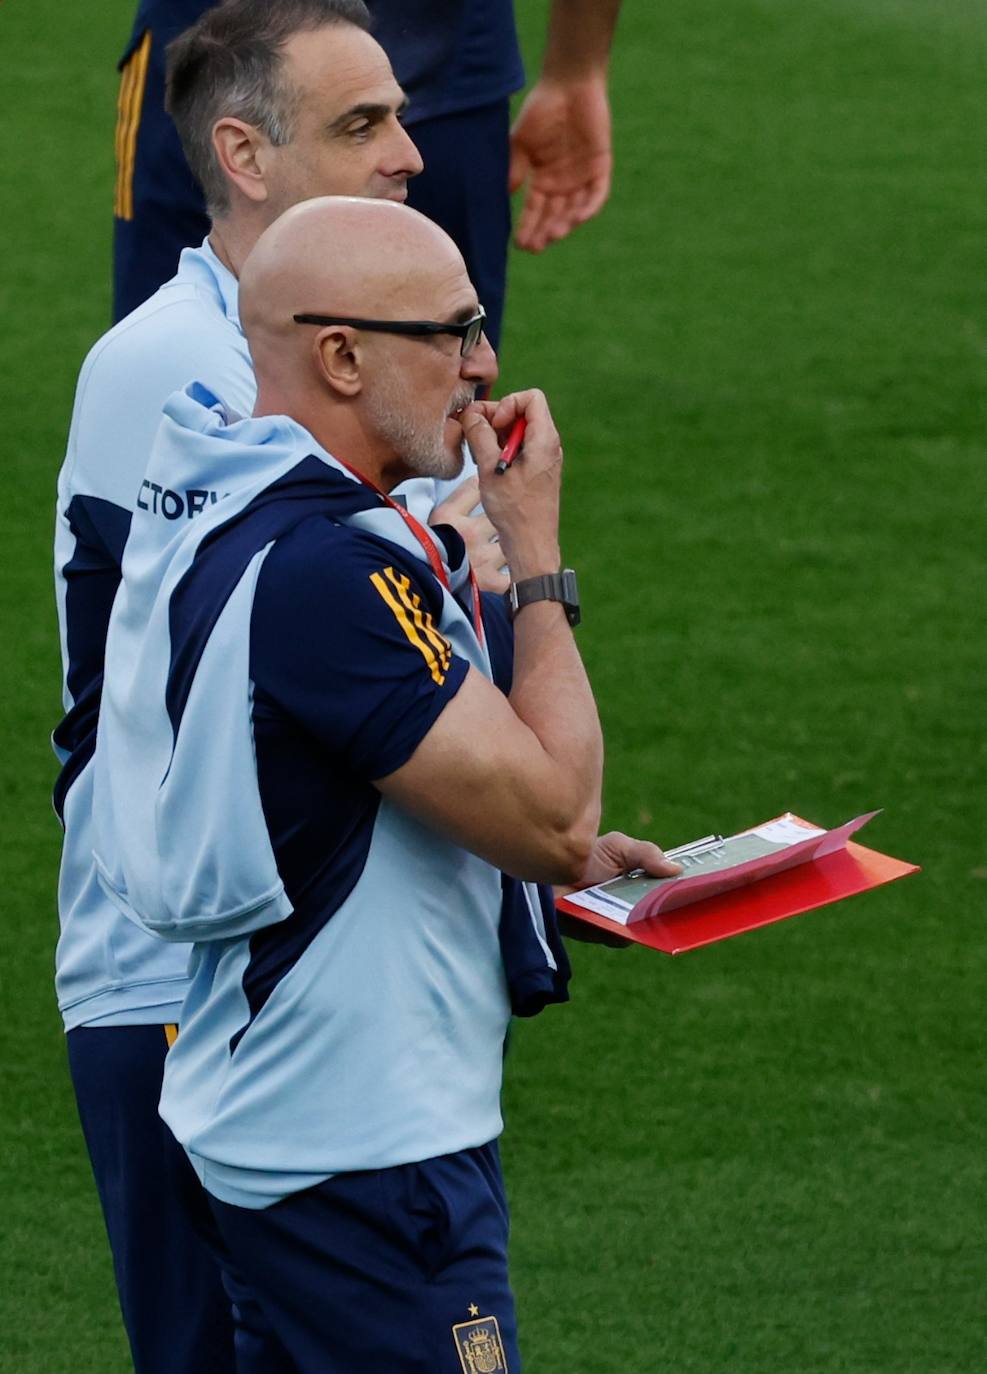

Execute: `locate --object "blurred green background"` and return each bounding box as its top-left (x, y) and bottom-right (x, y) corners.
top-left (1, 0), bottom-right (985, 1369)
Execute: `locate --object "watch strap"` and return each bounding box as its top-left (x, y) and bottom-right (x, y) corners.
top-left (506, 569), bottom-right (581, 626)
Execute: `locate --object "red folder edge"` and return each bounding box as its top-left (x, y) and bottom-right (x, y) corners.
top-left (555, 840), bottom-right (920, 955)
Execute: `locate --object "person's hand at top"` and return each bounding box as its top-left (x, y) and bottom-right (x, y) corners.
top-left (509, 0), bottom-right (621, 253)
top-left (509, 75), bottom-right (612, 253)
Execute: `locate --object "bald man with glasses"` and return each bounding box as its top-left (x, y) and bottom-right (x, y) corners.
top-left (92, 195), bottom-right (679, 1373)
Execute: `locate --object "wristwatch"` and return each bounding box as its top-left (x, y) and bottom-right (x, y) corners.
top-left (506, 569), bottom-right (581, 626)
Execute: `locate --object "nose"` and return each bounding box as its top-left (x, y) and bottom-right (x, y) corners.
top-left (461, 332), bottom-right (498, 390)
top-left (385, 119), bottom-right (424, 181)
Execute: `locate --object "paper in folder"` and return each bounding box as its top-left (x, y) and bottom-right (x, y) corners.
top-left (556, 811), bottom-right (919, 955)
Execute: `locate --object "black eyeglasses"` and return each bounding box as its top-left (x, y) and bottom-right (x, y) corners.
top-left (292, 306), bottom-right (486, 358)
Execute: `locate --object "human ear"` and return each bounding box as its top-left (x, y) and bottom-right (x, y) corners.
top-left (211, 118), bottom-right (270, 206)
top-left (315, 329), bottom-right (363, 398)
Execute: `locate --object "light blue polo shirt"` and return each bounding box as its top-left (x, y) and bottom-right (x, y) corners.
top-left (89, 386), bottom-right (567, 1206)
top-left (53, 240), bottom-right (472, 1030)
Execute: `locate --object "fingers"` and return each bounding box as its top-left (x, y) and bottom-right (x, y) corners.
top-left (471, 560), bottom-right (510, 595)
top-left (516, 190), bottom-right (580, 254)
top-left (458, 406), bottom-right (503, 469)
top-left (508, 145), bottom-right (530, 196)
top-left (430, 476), bottom-right (480, 521)
top-left (462, 398), bottom-right (499, 424)
top-left (515, 175), bottom-right (612, 253)
top-left (514, 189), bottom-right (550, 254)
top-left (433, 494), bottom-right (508, 593)
top-left (460, 512), bottom-right (498, 545)
top-left (461, 525), bottom-right (508, 593)
top-left (460, 391), bottom-right (559, 479)
top-left (576, 170), bottom-right (611, 224)
top-left (516, 191), bottom-right (570, 254)
top-left (597, 831), bottom-right (683, 879)
top-left (627, 840), bottom-right (682, 878)
top-left (484, 388), bottom-right (552, 433)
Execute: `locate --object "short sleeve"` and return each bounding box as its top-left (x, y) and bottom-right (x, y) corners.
top-left (250, 522), bottom-right (469, 781)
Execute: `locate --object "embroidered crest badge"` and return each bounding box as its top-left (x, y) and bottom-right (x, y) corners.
top-left (452, 1313), bottom-right (508, 1373)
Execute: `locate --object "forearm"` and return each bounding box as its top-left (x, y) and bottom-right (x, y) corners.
top-left (496, 511), bottom-right (603, 852)
top-left (376, 651), bottom-right (602, 884)
top-left (541, 0), bottom-right (622, 80)
top-left (507, 600), bottom-right (603, 860)
top-left (376, 588), bottom-right (602, 884)
top-left (415, 390), bottom-right (602, 880)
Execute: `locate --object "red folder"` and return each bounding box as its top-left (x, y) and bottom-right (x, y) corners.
top-left (556, 839), bottom-right (919, 955)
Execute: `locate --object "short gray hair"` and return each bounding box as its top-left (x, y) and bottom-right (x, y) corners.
top-left (165, 0), bottom-right (371, 216)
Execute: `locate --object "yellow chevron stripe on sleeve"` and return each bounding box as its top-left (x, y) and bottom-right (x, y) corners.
top-left (114, 31), bottom-right (152, 221)
top-left (113, 56), bottom-right (136, 219)
top-left (113, 63), bottom-right (133, 213)
top-left (381, 567), bottom-right (452, 670)
top-left (369, 569), bottom-right (450, 686)
top-left (114, 43), bottom-right (139, 219)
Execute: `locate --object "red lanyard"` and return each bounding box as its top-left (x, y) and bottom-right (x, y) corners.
top-left (336, 459), bottom-right (484, 646)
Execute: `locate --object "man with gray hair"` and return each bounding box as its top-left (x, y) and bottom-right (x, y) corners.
top-left (54, 4), bottom-right (498, 1371)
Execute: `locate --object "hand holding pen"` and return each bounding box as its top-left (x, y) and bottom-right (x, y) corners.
top-left (459, 390), bottom-right (564, 581)
top-left (495, 417), bottom-right (526, 474)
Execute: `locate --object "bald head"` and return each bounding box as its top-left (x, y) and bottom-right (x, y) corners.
top-left (240, 195), bottom-right (465, 366)
top-left (239, 196), bottom-right (495, 487)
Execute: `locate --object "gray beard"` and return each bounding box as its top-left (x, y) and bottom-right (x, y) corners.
top-left (367, 378), bottom-right (474, 481)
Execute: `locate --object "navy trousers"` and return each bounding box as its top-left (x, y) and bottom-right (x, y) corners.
top-left (210, 1141), bottom-right (520, 1374)
top-left (67, 1025), bottom-right (239, 1374)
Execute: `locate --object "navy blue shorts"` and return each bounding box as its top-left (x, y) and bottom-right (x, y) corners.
top-left (66, 1024), bottom-right (238, 1374)
top-left (210, 1141), bottom-right (520, 1373)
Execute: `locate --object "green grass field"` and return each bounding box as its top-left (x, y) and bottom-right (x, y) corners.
top-left (2, 0), bottom-right (985, 1369)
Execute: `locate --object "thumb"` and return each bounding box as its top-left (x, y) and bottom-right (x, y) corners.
top-left (601, 833), bottom-right (682, 878)
top-left (627, 840), bottom-right (682, 878)
top-left (508, 143), bottom-right (530, 195)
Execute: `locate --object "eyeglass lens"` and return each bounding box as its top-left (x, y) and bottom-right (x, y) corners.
top-left (463, 316), bottom-right (484, 357)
